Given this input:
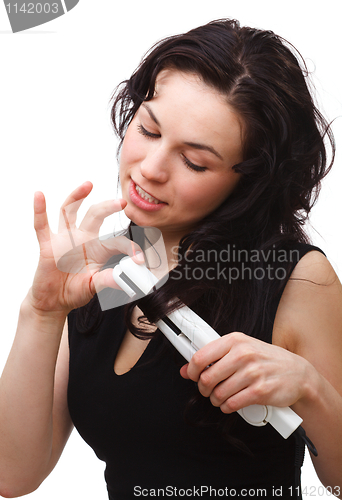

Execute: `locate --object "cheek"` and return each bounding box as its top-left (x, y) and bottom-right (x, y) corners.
top-left (181, 176), bottom-right (240, 216)
top-left (188, 179), bottom-right (233, 204)
top-left (177, 184), bottom-right (218, 218)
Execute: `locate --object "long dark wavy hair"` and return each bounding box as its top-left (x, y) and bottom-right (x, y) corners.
top-left (96, 18), bottom-right (333, 340)
top-left (76, 18), bottom-right (335, 441)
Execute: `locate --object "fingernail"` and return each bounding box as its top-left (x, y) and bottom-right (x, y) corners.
top-left (135, 251), bottom-right (144, 263)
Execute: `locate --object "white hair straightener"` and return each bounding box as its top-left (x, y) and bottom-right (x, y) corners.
top-left (113, 256), bottom-right (317, 450)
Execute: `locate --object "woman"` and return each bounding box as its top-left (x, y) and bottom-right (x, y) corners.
top-left (0, 19), bottom-right (341, 499)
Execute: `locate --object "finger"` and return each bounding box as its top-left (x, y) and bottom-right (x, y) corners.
top-left (101, 235), bottom-right (145, 264)
top-left (186, 332), bottom-right (248, 383)
top-left (208, 372), bottom-right (248, 408)
top-left (132, 250), bottom-right (145, 264)
top-left (197, 358), bottom-right (236, 397)
top-left (34, 191), bottom-right (51, 245)
top-left (186, 336), bottom-right (232, 382)
top-left (58, 181), bottom-right (93, 232)
top-left (218, 387), bottom-right (258, 414)
top-left (179, 364), bottom-right (190, 379)
top-left (78, 199), bottom-right (126, 235)
top-left (54, 232), bottom-right (145, 275)
top-left (90, 266), bottom-right (132, 295)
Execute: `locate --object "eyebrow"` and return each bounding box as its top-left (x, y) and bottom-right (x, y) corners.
top-left (183, 141), bottom-right (223, 161)
top-left (142, 103), bottom-right (224, 161)
top-left (142, 103), bottom-right (161, 127)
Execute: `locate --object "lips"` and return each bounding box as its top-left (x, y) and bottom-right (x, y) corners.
top-left (129, 180), bottom-right (167, 212)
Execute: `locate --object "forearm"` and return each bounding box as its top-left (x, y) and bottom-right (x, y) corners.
top-left (0, 293), bottom-right (66, 494)
top-left (293, 367), bottom-right (342, 495)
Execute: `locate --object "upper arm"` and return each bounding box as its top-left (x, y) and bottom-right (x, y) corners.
top-left (45, 320), bottom-right (73, 476)
top-left (273, 250), bottom-right (342, 396)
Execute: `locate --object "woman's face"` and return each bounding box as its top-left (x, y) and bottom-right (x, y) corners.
top-left (119, 69), bottom-right (243, 242)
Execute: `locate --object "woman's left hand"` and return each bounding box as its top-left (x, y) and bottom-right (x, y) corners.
top-left (179, 331), bottom-right (314, 413)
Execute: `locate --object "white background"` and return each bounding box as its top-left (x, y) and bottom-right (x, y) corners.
top-left (0, 1), bottom-right (341, 498)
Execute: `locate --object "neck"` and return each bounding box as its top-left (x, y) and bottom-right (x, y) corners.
top-left (142, 228), bottom-right (185, 277)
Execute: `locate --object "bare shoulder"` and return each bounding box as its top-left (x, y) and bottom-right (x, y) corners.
top-left (289, 249), bottom-right (337, 284)
top-left (273, 250), bottom-right (342, 390)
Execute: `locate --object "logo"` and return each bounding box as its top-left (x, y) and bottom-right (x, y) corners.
top-left (3, 0), bottom-right (79, 33)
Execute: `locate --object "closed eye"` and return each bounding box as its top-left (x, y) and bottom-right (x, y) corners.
top-left (137, 124), bottom-right (160, 139)
top-left (137, 123), bottom-right (207, 173)
top-left (180, 154), bottom-right (207, 173)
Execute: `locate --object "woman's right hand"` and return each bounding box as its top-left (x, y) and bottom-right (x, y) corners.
top-left (28, 181), bottom-right (143, 316)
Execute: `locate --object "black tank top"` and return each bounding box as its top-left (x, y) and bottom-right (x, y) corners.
top-left (68, 243), bottom-right (324, 499)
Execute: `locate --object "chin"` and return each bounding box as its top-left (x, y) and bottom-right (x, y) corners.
top-left (123, 205), bottom-right (152, 228)
top-left (123, 205), bottom-right (136, 223)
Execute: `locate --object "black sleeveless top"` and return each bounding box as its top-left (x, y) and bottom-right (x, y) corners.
top-left (68, 243), bottom-right (324, 499)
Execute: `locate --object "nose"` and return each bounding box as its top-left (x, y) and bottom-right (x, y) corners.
top-left (140, 145), bottom-right (170, 183)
